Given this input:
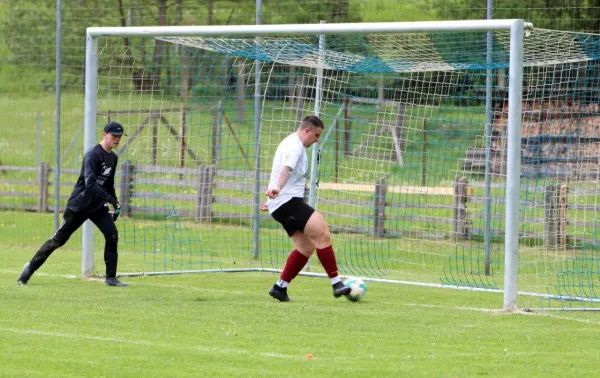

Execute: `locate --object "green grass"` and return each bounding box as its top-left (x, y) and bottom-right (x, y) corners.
top-left (3, 239), bottom-right (600, 377)
top-left (2, 193), bottom-right (600, 377)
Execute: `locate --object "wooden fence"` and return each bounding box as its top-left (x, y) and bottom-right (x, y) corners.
top-left (0, 163), bottom-right (594, 246)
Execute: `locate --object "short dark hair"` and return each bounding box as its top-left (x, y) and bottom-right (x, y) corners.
top-left (300, 115), bottom-right (324, 130)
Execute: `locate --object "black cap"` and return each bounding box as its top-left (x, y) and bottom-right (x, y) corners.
top-left (103, 121), bottom-right (127, 136)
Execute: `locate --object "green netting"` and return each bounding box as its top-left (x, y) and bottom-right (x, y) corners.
top-left (95, 26), bottom-right (600, 309)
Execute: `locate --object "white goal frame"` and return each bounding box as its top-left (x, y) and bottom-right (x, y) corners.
top-left (83, 19), bottom-right (529, 311)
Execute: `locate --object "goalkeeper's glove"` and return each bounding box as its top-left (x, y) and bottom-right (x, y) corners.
top-left (113, 203), bottom-right (121, 221)
top-left (108, 196), bottom-right (119, 210)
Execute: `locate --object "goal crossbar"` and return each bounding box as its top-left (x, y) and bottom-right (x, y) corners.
top-left (87, 19), bottom-right (533, 38)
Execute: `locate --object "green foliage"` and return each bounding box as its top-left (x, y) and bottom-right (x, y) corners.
top-left (432, 0), bottom-right (600, 32)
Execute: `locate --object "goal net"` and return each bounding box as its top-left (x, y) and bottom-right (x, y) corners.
top-left (85, 21), bottom-right (600, 310)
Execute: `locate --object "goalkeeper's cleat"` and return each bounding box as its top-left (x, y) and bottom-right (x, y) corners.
top-left (268, 284), bottom-right (291, 302)
top-left (105, 277), bottom-right (129, 287)
top-left (17, 263), bottom-right (32, 285)
top-left (333, 281), bottom-right (351, 298)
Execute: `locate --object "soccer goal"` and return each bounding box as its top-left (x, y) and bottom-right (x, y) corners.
top-left (83, 20), bottom-right (600, 311)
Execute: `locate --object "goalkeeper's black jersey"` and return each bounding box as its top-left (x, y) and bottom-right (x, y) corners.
top-left (66, 144), bottom-right (118, 213)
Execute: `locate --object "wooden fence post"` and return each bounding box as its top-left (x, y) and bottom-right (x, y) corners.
top-left (545, 184), bottom-right (568, 248)
top-left (37, 162), bottom-right (50, 212)
top-left (344, 97), bottom-right (351, 156)
top-left (196, 165), bottom-right (215, 221)
top-left (559, 184), bottom-right (568, 247)
top-left (335, 117), bottom-right (340, 183)
top-left (151, 113), bottom-right (158, 166)
top-left (545, 185), bottom-right (558, 248)
top-left (119, 161), bottom-right (135, 217)
top-left (374, 177), bottom-right (387, 238)
top-left (453, 177), bottom-right (469, 240)
top-left (212, 101), bottom-right (223, 166)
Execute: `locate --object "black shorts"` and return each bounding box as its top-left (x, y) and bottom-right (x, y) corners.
top-left (271, 197), bottom-right (315, 237)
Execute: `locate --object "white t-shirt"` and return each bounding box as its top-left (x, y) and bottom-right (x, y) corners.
top-left (267, 133), bottom-right (308, 213)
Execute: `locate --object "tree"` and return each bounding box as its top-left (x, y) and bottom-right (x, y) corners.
top-left (431, 0), bottom-right (600, 33)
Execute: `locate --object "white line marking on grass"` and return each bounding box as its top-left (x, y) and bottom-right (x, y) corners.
top-left (537, 313), bottom-right (600, 325)
top-left (398, 303), bottom-right (499, 313)
top-left (397, 303), bottom-right (600, 327)
top-left (0, 327), bottom-right (302, 360)
top-left (0, 269), bottom-right (77, 279)
top-left (0, 270), bottom-right (247, 295)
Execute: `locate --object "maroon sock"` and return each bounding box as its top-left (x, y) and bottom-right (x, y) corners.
top-left (280, 249), bottom-right (309, 283)
top-left (316, 245), bottom-right (339, 278)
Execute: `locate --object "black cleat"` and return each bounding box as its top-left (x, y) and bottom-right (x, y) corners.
top-left (17, 263), bottom-right (32, 285)
top-left (333, 281), bottom-right (351, 298)
top-left (105, 277), bottom-right (129, 287)
top-left (268, 285), bottom-right (291, 302)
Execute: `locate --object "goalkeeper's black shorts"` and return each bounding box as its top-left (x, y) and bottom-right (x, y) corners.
top-left (271, 197), bottom-right (315, 237)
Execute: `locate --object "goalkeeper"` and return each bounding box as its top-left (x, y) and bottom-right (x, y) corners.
top-left (261, 115), bottom-right (350, 302)
top-left (18, 122), bottom-right (128, 287)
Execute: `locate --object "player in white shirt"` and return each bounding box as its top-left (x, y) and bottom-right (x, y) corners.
top-left (262, 115), bottom-right (351, 302)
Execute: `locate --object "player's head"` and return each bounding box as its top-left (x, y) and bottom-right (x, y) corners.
top-left (297, 115), bottom-right (324, 147)
top-left (102, 121), bottom-right (127, 149)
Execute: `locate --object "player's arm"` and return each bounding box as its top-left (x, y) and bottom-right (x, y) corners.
top-left (266, 142), bottom-right (302, 199)
top-left (265, 165), bottom-right (293, 199)
top-left (83, 153), bottom-right (118, 208)
top-left (106, 160), bottom-right (121, 220)
top-left (106, 159), bottom-right (118, 203)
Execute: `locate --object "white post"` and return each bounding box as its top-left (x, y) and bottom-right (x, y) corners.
top-left (55, 0), bottom-right (62, 232)
top-left (252, 0), bottom-right (262, 259)
top-left (305, 20), bottom-right (326, 273)
top-left (308, 20), bottom-right (326, 209)
top-left (82, 34), bottom-right (98, 278)
top-left (483, 0), bottom-right (493, 276)
top-left (503, 19), bottom-right (525, 311)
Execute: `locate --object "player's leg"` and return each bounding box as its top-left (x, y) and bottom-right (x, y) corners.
top-left (89, 207), bottom-right (127, 287)
top-left (18, 209), bottom-right (87, 284)
top-left (269, 232), bottom-right (315, 301)
top-left (302, 210), bottom-right (351, 298)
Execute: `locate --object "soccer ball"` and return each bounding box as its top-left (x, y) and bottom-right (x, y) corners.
top-left (343, 278), bottom-right (367, 302)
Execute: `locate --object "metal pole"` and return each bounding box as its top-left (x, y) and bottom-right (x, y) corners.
top-left (308, 20), bottom-right (326, 208)
top-left (503, 19), bottom-right (524, 311)
top-left (305, 20), bottom-right (327, 273)
top-left (252, 0), bottom-right (262, 259)
top-left (87, 20), bottom-right (533, 38)
top-left (82, 34), bottom-right (99, 277)
top-left (484, 0), bottom-right (493, 275)
top-left (55, 0), bottom-right (62, 231)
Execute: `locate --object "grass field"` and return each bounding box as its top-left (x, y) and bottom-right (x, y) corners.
top-left (3, 229), bottom-right (600, 377)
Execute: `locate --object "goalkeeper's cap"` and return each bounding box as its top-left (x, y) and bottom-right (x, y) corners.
top-left (104, 121), bottom-right (127, 136)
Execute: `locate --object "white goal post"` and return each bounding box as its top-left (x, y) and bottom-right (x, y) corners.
top-left (83, 20), bottom-right (529, 311)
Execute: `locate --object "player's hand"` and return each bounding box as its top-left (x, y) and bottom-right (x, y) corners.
top-left (112, 203), bottom-right (121, 221)
top-left (259, 202), bottom-right (268, 212)
top-left (265, 187), bottom-right (280, 199)
top-left (108, 197), bottom-right (119, 210)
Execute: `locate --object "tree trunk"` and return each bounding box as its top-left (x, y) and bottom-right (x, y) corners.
top-left (237, 61), bottom-right (245, 123)
top-left (116, 0), bottom-right (130, 49)
top-left (152, 0), bottom-right (168, 89)
top-left (207, 0), bottom-right (214, 25)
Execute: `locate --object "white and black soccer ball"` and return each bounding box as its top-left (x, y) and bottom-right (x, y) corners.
top-left (343, 278), bottom-right (367, 302)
